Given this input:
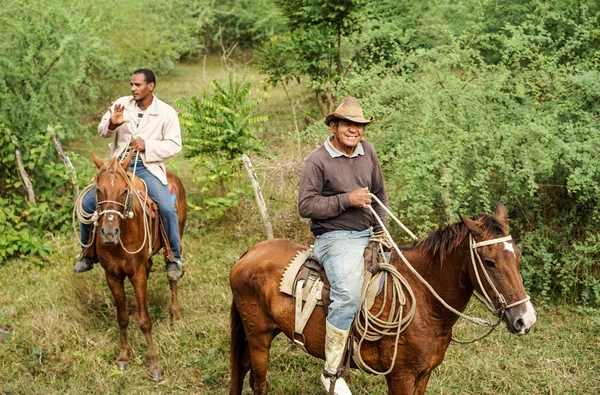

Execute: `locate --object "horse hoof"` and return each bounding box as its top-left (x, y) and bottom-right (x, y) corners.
top-left (116, 362), bottom-right (128, 371)
top-left (149, 369), bottom-right (164, 381)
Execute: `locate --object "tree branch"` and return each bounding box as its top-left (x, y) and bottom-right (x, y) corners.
top-left (50, 129), bottom-right (79, 201)
top-left (12, 138), bottom-right (36, 204)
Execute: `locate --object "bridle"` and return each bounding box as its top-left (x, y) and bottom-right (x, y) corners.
top-left (469, 233), bottom-right (531, 316)
top-left (95, 169), bottom-right (134, 221)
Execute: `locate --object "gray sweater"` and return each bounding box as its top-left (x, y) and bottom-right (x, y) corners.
top-left (298, 140), bottom-right (389, 236)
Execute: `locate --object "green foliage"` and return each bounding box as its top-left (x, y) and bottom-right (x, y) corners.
top-left (198, 0), bottom-right (285, 54)
top-left (97, 0), bottom-right (206, 73)
top-left (0, 124), bottom-right (76, 263)
top-left (177, 72), bottom-right (269, 219)
top-left (269, 0), bottom-right (600, 306)
top-left (262, 0), bottom-right (367, 113)
top-left (338, 29), bottom-right (600, 305)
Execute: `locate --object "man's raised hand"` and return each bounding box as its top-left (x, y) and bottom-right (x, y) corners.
top-left (108, 103), bottom-right (129, 129)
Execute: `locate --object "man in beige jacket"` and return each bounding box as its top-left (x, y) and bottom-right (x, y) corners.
top-left (75, 68), bottom-right (184, 280)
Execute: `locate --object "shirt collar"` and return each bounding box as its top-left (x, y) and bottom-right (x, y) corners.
top-left (324, 136), bottom-right (364, 158)
top-left (126, 95), bottom-right (158, 115)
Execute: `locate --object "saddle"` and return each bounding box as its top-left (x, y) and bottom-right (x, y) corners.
top-left (278, 237), bottom-right (389, 351)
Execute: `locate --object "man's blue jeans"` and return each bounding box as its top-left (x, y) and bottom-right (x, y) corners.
top-left (80, 160), bottom-right (181, 261)
top-left (312, 227), bottom-right (372, 331)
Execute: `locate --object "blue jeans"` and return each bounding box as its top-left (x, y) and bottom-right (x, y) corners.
top-left (312, 227), bottom-right (372, 331)
top-left (80, 160), bottom-right (181, 261)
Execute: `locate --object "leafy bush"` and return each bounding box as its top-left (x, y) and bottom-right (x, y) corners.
top-left (176, 72), bottom-right (269, 219)
top-left (337, 39), bottom-right (600, 305)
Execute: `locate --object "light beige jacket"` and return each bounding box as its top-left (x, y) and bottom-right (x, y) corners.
top-left (98, 95), bottom-right (182, 185)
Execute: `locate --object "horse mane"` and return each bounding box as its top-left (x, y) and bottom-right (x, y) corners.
top-left (414, 214), bottom-right (507, 263)
top-left (96, 157), bottom-right (125, 178)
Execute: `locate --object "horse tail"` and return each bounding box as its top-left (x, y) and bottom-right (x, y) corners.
top-left (230, 300), bottom-right (247, 395)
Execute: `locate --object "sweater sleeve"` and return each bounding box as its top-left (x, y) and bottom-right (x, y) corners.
top-left (298, 159), bottom-right (352, 220)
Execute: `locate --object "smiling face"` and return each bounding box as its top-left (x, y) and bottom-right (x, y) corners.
top-left (329, 120), bottom-right (366, 155)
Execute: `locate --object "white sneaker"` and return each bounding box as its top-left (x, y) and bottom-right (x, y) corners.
top-left (320, 372), bottom-right (352, 395)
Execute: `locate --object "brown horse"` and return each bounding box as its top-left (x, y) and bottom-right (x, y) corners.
top-left (229, 203), bottom-right (536, 394)
top-left (90, 151), bottom-right (187, 380)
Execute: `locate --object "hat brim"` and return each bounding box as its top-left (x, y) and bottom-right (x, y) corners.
top-left (324, 113), bottom-right (373, 126)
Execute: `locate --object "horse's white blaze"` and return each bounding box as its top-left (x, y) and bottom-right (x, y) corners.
top-left (521, 301), bottom-right (537, 333)
top-left (108, 214), bottom-right (115, 221)
top-left (503, 241), bottom-right (516, 258)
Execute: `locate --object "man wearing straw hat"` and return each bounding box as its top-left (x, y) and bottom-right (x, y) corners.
top-left (298, 96), bottom-right (389, 394)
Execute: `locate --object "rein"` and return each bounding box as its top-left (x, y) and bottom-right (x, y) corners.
top-left (354, 194), bottom-right (531, 369)
top-left (73, 156), bottom-right (153, 255)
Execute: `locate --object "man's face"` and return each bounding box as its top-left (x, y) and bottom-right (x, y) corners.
top-left (330, 120), bottom-right (365, 154)
top-left (130, 73), bottom-right (154, 102)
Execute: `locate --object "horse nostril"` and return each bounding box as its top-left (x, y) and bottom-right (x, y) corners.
top-left (515, 318), bottom-right (524, 330)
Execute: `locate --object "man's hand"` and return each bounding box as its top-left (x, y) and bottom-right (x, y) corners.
top-left (108, 104), bottom-right (129, 129)
top-left (349, 187), bottom-right (371, 208)
top-left (130, 136), bottom-right (146, 152)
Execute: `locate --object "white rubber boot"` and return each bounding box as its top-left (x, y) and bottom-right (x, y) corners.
top-left (320, 320), bottom-right (352, 395)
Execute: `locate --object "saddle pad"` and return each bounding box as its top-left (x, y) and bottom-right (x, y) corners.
top-left (169, 182), bottom-right (177, 203)
top-left (279, 249), bottom-right (312, 295)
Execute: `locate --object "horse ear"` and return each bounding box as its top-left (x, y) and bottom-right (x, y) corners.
top-left (120, 151), bottom-right (133, 170)
top-left (494, 202), bottom-right (508, 228)
top-left (91, 152), bottom-right (104, 169)
top-left (458, 213), bottom-right (481, 237)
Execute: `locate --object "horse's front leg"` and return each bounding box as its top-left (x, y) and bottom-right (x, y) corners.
top-left (131, 269), bottom-right (164, 381)
top-left (105, 274), bottom-right (130, 370)
top-left (169, 279), bottom-right (182, 321)
top-left (385, 370), bottom-right (418, 395)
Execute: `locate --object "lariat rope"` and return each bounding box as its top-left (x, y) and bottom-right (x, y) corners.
top-left (72, 154), bottom-right (153, 255)
top-left (352, 194), bottom-right (531, 374)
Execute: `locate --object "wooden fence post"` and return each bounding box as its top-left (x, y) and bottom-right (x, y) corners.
top-left (242, 154), bottom-right (274, 240)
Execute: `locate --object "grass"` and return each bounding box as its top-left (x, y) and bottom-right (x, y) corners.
top-left (1, 57), bottom-right (600, 394)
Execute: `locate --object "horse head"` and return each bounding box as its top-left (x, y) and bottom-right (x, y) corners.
top-left (459, 202), bottom-right (537, 335)
top-left (92, 151), bottom-right (134, 246)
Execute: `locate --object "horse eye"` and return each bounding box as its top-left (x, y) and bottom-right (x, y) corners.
top-left (483, 259), bottom-right (495, 268)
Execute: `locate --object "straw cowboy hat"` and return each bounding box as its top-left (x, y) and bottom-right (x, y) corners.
top-left (324, 96), bottom-right (373, 126)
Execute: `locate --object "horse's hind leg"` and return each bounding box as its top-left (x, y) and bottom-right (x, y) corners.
top-left (131, 271), bottom-right (163, 381)
top-left (247, 330), bottom-right (276, 395)
top-left (169, 279), bottom-right (182, 321)
top-left (105, 274), bottom-right (130, 370)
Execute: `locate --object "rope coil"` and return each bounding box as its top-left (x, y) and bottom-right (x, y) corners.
top-left (72, 155), bottom-right (153, 255)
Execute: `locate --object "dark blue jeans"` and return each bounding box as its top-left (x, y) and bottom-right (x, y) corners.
top-left (80, 160), bottom-right (181, 260)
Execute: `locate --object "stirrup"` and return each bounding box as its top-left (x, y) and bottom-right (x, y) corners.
top-left (320, 370), bottom-right (351, 395)
top-left (166, 260), bottom-right (184, 281)
top-left (74, 257), bottom-right (94, 273)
